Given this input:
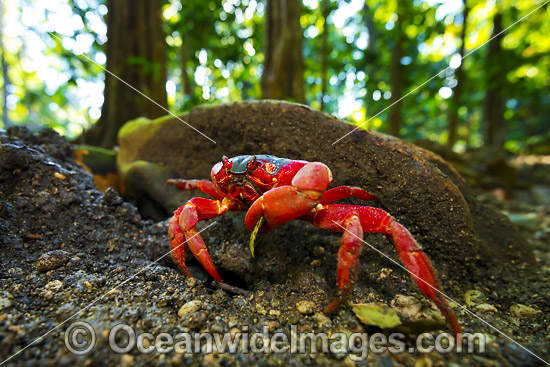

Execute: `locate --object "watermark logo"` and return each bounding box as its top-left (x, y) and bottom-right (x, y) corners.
top-left (65, 321), bottom-right (486, 360)
top-left (64, 321), bottom-right (97, 355)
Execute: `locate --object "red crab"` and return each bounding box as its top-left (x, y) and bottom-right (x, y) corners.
top-left (167, 155), bottom-right (461, 336)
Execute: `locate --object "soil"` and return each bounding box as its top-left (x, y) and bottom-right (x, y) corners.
top-left (0, 102), bottom-right (549, 366)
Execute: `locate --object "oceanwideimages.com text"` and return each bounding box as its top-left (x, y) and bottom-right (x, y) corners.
top-left (65, 321), bottom-right (486, 361)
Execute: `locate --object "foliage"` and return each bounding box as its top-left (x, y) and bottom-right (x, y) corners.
top-left (0, 0), bottom-right (548, 153)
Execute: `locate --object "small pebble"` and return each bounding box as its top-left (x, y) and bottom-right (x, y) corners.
top-left (0, 291), bottom-right (13, 311)
top-left (312, 312), bottom-right (332, 327)
top-left (269, 309), bottom-right (281, 317)
top-left (36, 250), bottom-right (70, 272)
top-left (185, 278), bottom-right (198, 288)
top-left (182, 311), bottom-right (207, 329)
top-left (391, 294), bottom-right (422, 319)
top-left (178, 300), bottom-right (202, 317)
top-left (310, 259), bottom-right (321, 267)
top-left (120, 354), bottom-right (134, 367)
top-left (268, 320), bottom-right (277, 332)
top-left (464, 290), bottom-right (485, 307)
top-left (211, 289), bottom-right (228, 305)
top-left (54, 172), bottom-right (66, 180)
top-left (45, 280), bottom-right (63, 292)
top-left (296, 300), bottom-right (316, 315)
top-left (509, 304), bottom-right (541, 319)
top-left (255, 303), bottom-right (268, 315)
top-left (210, 323), bottom-right (224, 334)
top-left (312, 246), bottom-right (325, 257)
top-left (475, 303), bottom-right (498, 313)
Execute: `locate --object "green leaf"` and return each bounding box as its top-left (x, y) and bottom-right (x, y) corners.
top-left (352, 303), bottom-right (402, 329)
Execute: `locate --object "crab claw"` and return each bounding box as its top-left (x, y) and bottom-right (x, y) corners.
top-left (244, 162), bottom-right (332, 234)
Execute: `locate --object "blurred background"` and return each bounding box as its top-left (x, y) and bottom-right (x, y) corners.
top-left (0, 0), bottom-right (548, 159)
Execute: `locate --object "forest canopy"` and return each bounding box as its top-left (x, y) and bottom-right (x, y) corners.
top-left (0, 0), bottom-right (549, 153)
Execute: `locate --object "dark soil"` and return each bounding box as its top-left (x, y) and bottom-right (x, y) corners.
top-left (0, 103), bottom-right (548, 366)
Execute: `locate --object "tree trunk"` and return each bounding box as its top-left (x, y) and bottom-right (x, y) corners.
top-left (82, 0), bottom-right (168, 148)
top-left (180, 36), bottom-right (193, 98)
top-left (261, 0), bottom-right (305, 103)
top-left (388, 6), bottom-right (404, 137)
top-left (447, 2), bottom-right (469, 149)
top-left (0, 0), bottom-right (10, 128)
top-left (362, 3), bottom-right (378, 116)
top-left (319, 0), bottom-right (329, 111)
top-left (483, 12), bottom-right (506, 149)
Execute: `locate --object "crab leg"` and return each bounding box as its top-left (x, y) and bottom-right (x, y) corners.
top-left (307, 204), bottom-right (461, 336)
top-left (167, 178), bottom-right (224, 200)
top-left (320, 186), bottom-right (377, 205)
top-left (169, 197), bottom-right (231, 281)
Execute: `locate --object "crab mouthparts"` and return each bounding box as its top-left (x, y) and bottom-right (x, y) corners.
top-left (228, 179), bottom-right (259, 202)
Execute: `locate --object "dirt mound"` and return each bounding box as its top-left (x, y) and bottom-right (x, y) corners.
top-left (0, 110), bottom-right (547, 366)
top-left (118, 100), bottom-right (535, 287)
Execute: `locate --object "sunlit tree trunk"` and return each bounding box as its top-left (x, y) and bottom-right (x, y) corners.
top-left (483, 12), bottom-right (506, 150)
top-left (388, 5), bottom-right (404, 137)
top-left (447, 2), bottom-right (469, 149)
top-left (262, 0), bottom-right (305, 103)
top-left (180, 36), bottom-right (193, 98)
top-left (83, 0), bottom-right (168, 148)
top-left (362, 3), bottom-right (378, 116)
top-left (319, 0), bottom-right (329, 111)
top-left (0, 1), bottom-right (10, 128)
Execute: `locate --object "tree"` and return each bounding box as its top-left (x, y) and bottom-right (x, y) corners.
top-left (483, 11), bottom-right (506, 150)
top-left (387, 1), bottom-right (405, 137)
top-left (319, 0), bottom-right (330, 111)
top-left (447, 1), bottom-right (469, 149)
top-left (262, 0), bottom-right (305, 103)
top-left (83, 0), bottom-right (168, 148)
top-left (0, 0), bottom-right (10, 128)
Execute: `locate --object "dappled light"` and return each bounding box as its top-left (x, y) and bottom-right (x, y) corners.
top-left (0, 0), bottom-right (549, 151)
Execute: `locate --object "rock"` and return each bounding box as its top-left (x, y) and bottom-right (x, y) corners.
top-left (509, 304), bottom-right (541, 319)
top-left (211, 289), bottom-right (229, 305)
top-left (255, 303), bottom-right (268, 315)
top-left (464, 290), bottom-right (485, 307)
top-left (475, 303), bottom-right (498, 313)
top-left (269, 309), bottom-right (281, 317)
top-left (44, 280), bottom-right (63, 292)
top-left (312, 312), bottom-right (332, 327)
top-left (36, 250), bottom-right (70, 272)
top-left (312, 246), bottom-right (325, 257)
top-left (182, 311), bottom-right (207, 330)
top-left (210, 323), bottom-right (224, 334)
top-left (40, 280), bottom-right (63, 300)
top-left (390, 294), bottom-right (422, 319)
top-left (296, 300), bottom-right (316, 315)
top-left (310, 259), bottom-right (322, 267)
top-left (120, 354), bottom-right (135, 367)
top-left (178, 300), bottom-right (203, 317)
top-left (0, 291), bottom-right (13, 311)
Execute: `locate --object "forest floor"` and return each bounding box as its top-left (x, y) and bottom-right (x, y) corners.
top-left (0, 127), bottom-right (548, 367)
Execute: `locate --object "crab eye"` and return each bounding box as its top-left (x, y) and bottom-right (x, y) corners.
top-left (222, 155), bottom-right (233, 170)
top-left (264, 162), bottom-right (276, 174)
top-left (247, 156), bottom-right (259, 172)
